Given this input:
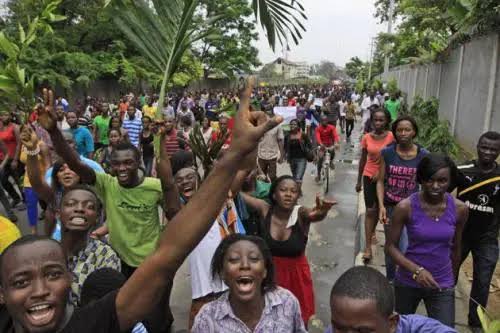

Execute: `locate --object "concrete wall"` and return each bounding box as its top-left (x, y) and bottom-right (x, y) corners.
top-left (380, 33), bottom-right (500, 151)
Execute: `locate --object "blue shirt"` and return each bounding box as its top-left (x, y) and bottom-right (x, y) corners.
top-left (381, 144), bottom-right (428, 205)
top-left (44, 155), bottom-right (104, 185)
top-left (70, 127), bottom-right (94, 157)
top-left (122, 118), bottom-right (143, 147)
top-left (325, 314), bottom-right (456, 333)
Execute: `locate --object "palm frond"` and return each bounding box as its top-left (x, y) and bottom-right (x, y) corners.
top-left (107, 0), bottom-right (221, 116)
top-left (252, 0), bottom-right (307, 51)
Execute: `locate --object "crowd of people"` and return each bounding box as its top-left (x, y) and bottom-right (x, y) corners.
top-left (0, 77), bottom-right (497, 333)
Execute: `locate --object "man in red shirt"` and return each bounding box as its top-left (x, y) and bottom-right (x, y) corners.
top-left (211, 115), bottom-right (232, 149)
top-left (161, 116), bottom-right (188, 157)
top-left (315, 115), bottom-right (340, 182)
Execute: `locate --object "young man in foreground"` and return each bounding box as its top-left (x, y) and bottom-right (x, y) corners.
top-left (328, 266), bottom-right (457, 333)
top-left (0, 78), bottom-right (282, 333)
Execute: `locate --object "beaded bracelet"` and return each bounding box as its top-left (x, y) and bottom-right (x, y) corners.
top-left (25, 146), bottom-right (41, 156)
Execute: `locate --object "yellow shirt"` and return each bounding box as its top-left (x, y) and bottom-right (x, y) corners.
top-left (142, 105), bottom-right (157, 119)
top-left (20, 143), bottom-right (47, 188)
top-left (0, 216), bottom-right (21, 253)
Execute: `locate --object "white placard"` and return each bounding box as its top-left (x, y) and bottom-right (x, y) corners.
top-left (273, 106), bottom-right (297, 124)
top-left (314, 98), bottom-right (323, 107)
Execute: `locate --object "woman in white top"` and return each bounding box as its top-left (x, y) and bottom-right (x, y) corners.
top-left (202, 117), bottom-right (213, 144)
top-left (175, 166), bottom-right (245, 329)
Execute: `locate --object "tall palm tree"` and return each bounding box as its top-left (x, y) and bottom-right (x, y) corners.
top-left (105, 0), bottom-right (306, 114)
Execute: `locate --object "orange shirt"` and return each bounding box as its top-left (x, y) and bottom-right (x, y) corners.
top-left (361, 132), bottom-right (394, 177)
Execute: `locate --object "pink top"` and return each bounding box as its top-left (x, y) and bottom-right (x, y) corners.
top-left (361, 132), bottom-right (394, 177)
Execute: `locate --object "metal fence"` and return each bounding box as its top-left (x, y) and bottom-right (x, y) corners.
top-left (379, 33), bottom-right (500, 152)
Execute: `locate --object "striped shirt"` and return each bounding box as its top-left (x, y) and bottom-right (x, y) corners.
top-left (163, 129), bottom-right (182, 157)
top-left (132, 323), bottom-right (148, 333)
top-left (122, 118), bottom-right (143, 147)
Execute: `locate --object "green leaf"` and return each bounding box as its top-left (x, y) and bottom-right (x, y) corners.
top-left (0, 32), bottom-right (20, 59)
top-left (0, 75), bottom-right (18, 94)
top-left (18, 24), bottom-right (26, 44)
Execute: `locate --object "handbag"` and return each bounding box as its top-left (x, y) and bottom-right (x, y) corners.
top-left (299, 134), bottom-right (315, 162)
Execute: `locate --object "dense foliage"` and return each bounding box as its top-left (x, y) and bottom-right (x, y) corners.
top-left (0, 0), bottom-right (265, 95)
top-left (410, 96), bottom-right (460, 159)
top-left (373, 0), bottom-right (500, 71)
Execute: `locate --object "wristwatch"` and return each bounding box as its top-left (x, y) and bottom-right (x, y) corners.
top-left (412, 266), bottom-right (424, 280)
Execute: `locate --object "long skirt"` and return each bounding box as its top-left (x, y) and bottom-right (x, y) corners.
top-left (273, 254), bottom-right (315, 324)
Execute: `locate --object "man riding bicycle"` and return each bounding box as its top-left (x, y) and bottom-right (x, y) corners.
top-left (315, 115), bottom-right (340, 182)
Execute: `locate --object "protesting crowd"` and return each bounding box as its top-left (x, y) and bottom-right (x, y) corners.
top-left (0, 77), bottom-right (497, 333)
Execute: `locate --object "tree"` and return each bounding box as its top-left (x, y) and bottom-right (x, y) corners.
top-left (195, 0), bottom-right (261, 78)
top-left (5, 0), bottom-right (204, 93)
top-left (344, 57), bottom-right (368, 80)
top-left (250, 0), bottom-right (307, 51)
top-left (0, 0), bottom-right (65, 113)
top-left (318, 61), bottom-right (336, 79)
top-left (259, 62), bottom-right (279, 78)
top-left (373, 0), bottom-right (500, 67)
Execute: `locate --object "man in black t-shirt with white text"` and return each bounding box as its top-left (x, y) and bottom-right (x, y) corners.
top-left (455, 131), bottom-right (500, 331)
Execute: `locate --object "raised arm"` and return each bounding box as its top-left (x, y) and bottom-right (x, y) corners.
top-left (157, 135), bottom-right (181, 220)
top-left (301, 193), bottom-right (336, 224)
top-left (19, 126), bottom-right (55, 204)
top-left (9, 124), bottom-right (21, 171)
top-left (37, 106), bottom-right (96, 184)
top-left (114, 78), bottom-right (282, 331)
top-left (240, 192), bottom-right (269, 218)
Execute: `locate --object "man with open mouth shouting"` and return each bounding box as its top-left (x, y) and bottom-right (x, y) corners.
top-left (0, 77), bottom-right (282, 333)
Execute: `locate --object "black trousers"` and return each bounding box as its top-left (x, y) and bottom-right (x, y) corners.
top-left (345, 119), bottom-right (355, 138)
top-left (122, 261), bottom-right (174, 333)
top-left (1, 159), bottom-right (21, 202)
top-left (460, 236), bottom-right (499, 327)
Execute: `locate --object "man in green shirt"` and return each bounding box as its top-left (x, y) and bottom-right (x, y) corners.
top-left (92, 102), bottom-right (111, 150)
top-left (384, 94), bottom-right (401, 122)
top-left (41, 113), bottom-right (181, 331)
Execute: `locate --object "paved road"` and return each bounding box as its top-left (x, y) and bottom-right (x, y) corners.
top-left (3, 124), bottom-right (364, 333)
top-left (170, 124), bottom-right (363, 332)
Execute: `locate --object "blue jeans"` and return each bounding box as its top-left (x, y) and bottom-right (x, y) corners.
top-left (289, 158), bottom-right (307, 182)
top-left (395, 284), bottom-right (455, 328)
top-left (461, 237), bottom-right (499, 327)
top-left (383, 205), bottom-right (409, 282)
top-left (24, 188), bottom-right (39, 227)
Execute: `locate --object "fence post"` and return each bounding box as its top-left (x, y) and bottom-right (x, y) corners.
top-left (424, 66), bottom-right (429, 99)
top-left (412, 67), bottom-right (418, 105)
top-left (451, 45), bottom-right (465, 135)
top-left (484, 34), bottom-right (499, 132)
top-left (436, 64), bottom-right (442, 99)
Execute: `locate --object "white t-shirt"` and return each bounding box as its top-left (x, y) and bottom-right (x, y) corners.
top-left (124, 110), bottom-right (143, 120)
top-left (361, 96), bottom-right (380, 110)
top-left (338, 101), bottom-right (346, 116)
top-left (189, 220), bottom-right (227, 299)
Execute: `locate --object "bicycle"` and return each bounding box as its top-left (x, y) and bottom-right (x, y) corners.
top-left (317, 146), bottom-right (334, 194)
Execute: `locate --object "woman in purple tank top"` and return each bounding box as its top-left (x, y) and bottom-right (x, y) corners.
top-left (386, 154), bottom-right (468, 328)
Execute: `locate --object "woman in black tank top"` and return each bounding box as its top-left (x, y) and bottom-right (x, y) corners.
top-left (241, 175), bottom-right (336, 327)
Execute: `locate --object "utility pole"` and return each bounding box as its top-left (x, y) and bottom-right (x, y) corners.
top-left (368, 38), bottom-right (375, 81)
top-left (383, 0), bottom-right (395, 74)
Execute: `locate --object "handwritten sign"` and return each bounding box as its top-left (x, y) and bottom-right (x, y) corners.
top-left (273, 106), bottom-right (297, 125)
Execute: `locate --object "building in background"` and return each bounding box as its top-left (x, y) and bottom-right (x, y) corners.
top-left (261, 57), bottom-right (310, 80)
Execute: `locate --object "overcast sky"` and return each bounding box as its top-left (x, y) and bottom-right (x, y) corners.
top-left (253, 0), bottom-right (386, 67)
